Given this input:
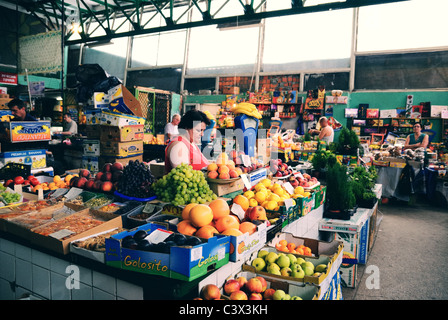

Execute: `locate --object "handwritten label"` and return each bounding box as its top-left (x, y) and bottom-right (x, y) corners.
top-left (231, 203), bottom-right (246, 221)
top-left (240, 174), bottom-right (251, 189)
top-left (242, 155), bottom-right (251, 167)
top-left (284, 198), bottom-right (294, 210)
top-left (283, 182), bottom-right (295, 195)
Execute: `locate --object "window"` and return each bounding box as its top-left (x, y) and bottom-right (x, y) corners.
top-left (357, 0), bottom-right (448, 52)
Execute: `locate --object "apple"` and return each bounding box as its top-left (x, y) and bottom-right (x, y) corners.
top-left (101, 181), bottom-right (114, 193)
top-left (273, 290), bottom-right (286, 301)
top-left (224, 279), bottom-right (240, 295)
top-left (101, 172), bottom-right (112, 181)
top-left (291, 268), bottom-right (305, 279)
top-left (27, 175), bottom-right (35, 181)
top-left (102, 163), bottom-right (112, 172)
top-left (276, 255), bottom-right (290, 268)
top-left (111, 162), bottom-right (124, 172)
top-left (112, 170), bottom-right (123, 182)
top-left (95, 172), bottom-right (104, 181)
top-left (255, 276), bottom-right (267, 292)
top-left (4, 179), bottom-right (13, 188)
top-left (287, 253), bottom-right (297, 265)
top-left (251, 257), bottom-right (266, 272)
top-left (229, 290), bottom-right (247, 300)
top-left (267, 264), bottom-right (281, 275)
top-left (79, 169), bottom-right (91, 179)
top-left (283, 294), bottom-right (291, 300)
top-left (14, 176), bottom-right (24, 185)
top-left (301, 261), bottom-right (315, 271)
top-left (93, 180), bottom-right (103, 191)
top-left (257, 250), bottom-right (269, 260)
top-left (248, 293), bottom-right (263, 300)
top-left (245, 278), bottom-right (263, 293)
top-left (236, 276), bottom-right (247, 290)
top-left (30, 178), bottom-right (40, 187)
top-left (291, 296), bottom-right (303, 300)
top-left (201, 284), bottom-right (221, 300)
top-left (85, 179), bottom-right (95, 190)
top-left (263, 288), bottom-right (276, 300)
top-left (280, 267), bottom-right (292, 277)
top-left (303, 266), bottom-right (314, 276)
top-left (265, 252), bottom-right (278, 264)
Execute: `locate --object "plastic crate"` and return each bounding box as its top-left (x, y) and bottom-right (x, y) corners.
top-left (126, 203), bottom-right (163, 228)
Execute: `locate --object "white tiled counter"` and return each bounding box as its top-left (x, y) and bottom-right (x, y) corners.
top-left (0, 236), bottom-right (143, 300)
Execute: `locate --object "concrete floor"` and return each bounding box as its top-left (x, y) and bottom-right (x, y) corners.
top-left (342, 198), bottom-right (448, 300)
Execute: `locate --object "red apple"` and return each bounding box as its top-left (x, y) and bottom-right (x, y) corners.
top-left (4, 179), bottom-right (13, 188)
top-left (102, 163), bottom-right (112, 172)
top-left (30, 178), bottom-right (40, 187)
top-left (95, 172), bottom-right (104, 181)
top-left (245, 278), bottom-right (263, 293)
top-left (93, 180), bottom-right (103, 191)
top-left (263, 288), bottom-right (276, 300)
top-left (101, 181), bottom-right (114, 193)
top-left (14, 176), bottom-right (24, 185)
top-left (249, 293), bottom-right (263, 300)
top-left (229, 290), bottom-right (248, 300)
top-left (236, 276), bottom-right (247, 290)
top-left (224, 279), bottom-right (241, 295)
top-left (27, 175), bottom-right (36, 181)
top-left (111, 162), bottom-right (124, 172)
top-left (79, 169), bottom-right (91, 179)
top-left (255, 276), bottom-right (267, 292)
top-left (101, 172), bottom-right (112, 182)
top-left (200, 284), bottom-right (221, 300)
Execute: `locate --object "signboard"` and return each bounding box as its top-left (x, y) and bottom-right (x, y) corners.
top-left (0, 72), bottom-right (18, 85)
top-left (9, 121), bottom-right (52, 143)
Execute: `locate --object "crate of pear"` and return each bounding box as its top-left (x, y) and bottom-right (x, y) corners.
top-left (244, 246), bottom-right (333, 285)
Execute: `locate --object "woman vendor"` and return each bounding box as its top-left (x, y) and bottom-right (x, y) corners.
top-left (403, 122), bottom-right (429, 150)
top-left (165, 109), bottom-right (211, 174)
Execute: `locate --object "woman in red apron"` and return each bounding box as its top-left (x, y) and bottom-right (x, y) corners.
top-left (165, 110), bottom-right (211, 174)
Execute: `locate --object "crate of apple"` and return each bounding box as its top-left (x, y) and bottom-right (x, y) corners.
top-left (3, 175), bottom-right (41, 190)
top-left (77, 162), bottom-right (124, 194)
top-left (270, 159), bottom-right (293, 178)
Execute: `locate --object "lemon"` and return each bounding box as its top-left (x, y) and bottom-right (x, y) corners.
top-left (244, 190), bottom-right (255, 199)
top-left (249, 198), bottom-right (258, 207)
top-left (255, 191), bottom-right (267, 204)
top-left (268, 193), bottom-right (281, 202)
top-left (303, 192), bottom-right (311, 198)
top-left (254, 183), bottom-right (266, 192)
top-left (294, 186), bottom-right (304, 195)
top-left (266, 201), bottom-right (277, 211)
top-left (273, 187), bottom-right (284, 197)
top-left (261, 178), bottom-right (272, 188)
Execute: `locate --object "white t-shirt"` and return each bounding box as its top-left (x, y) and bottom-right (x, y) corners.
top-left (164, 122), bottom-right (179, 142)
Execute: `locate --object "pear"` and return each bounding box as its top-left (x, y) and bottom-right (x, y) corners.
top-left (287, 253), bottom-right (297, 265)
top-left (315, 264), bottom-right (327, 273)
top-left (265, 252), bottom-right (278, 264)
top-left (257, 250), bottom-right (269, 259)
top-left (296, 257), bottom-right (306, 265)
top-left (276, 255), bottom-right (290, 268)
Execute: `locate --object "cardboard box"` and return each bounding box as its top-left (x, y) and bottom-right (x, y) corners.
top-left (4, 121), bottom-right (51, 143)
top-left (100, 125), bottom-right (144, 142)
top-left (0, 98), bottom-right (12, 109)
top-left (85, 125), bottom-right (101, 139)
top-left (82, 140), bottom-right (100, 156)
top-left (85, 109), bottom-right (104, 125)
top-left (228, 221), bottom-right (268, 262)
top-left (100, 110), bottom-right (145, 127)
top-left (105, 222), bottom-right (231, 281)
top-left (100, 140), bottom-right (144, 158)
top-left (29, 209), bottom-right (122, 255)
top-left (339, 263), bottom-right (357, 288)
top-left (222, 86), bottom-right (240, 95)
top-left (430, 105), bottom-right (448, 118)
top-left (0, 149), bottom-right (46, 169)
top-left (81, 155), bottom-right (99, 172)
top-left (207, 178), bottom-right (244, 197)
top-left (99, 154), bottom-right (143, 169)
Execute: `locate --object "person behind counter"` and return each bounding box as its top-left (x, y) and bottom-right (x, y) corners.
top-left (54, 113), bottom-right (78, 136)
top-left (164, 113), bottom-right (181, 143)
top-left (165, 110), bottom-right (210, 174)
top-left (404, 122), bottom-right (429, 150)
top-left (7, 98), bottom-right (37, 121)
top-left (308, 116), bottom-right (334, 145)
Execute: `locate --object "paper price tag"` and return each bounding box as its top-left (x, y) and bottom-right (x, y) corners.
top-left (242, 155), bottom-right (251, 167)
top-left (283, 182), bottom-right (295, 195)
top-left (231, 203), bottom-right (246, 221)
top-left (294, 171), bottom-right (304, 180)
top-left (240, 174), bottom-right (251, 189)
top-left (145, 228), bottom-right (173, 244)
top-left (284, 198), bottom-right (294, 210)
top-left (49, 229), bottom-right (74, 240)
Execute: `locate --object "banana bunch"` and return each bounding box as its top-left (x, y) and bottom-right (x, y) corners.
top-left (231, 102), bottom-right (262, 119)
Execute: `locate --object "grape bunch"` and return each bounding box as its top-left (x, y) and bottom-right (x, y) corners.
top-left (116, 160), bottom-right (156, 199)
top-left (152, 163), bottom-right (217, 206)
top-left (1, 191), bottom-right (21, 204)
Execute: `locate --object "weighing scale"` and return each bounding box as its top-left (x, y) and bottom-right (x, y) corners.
top-left (234, 114), bottom-right (259, 157)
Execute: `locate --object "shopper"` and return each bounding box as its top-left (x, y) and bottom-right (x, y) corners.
top-left (7, 98), bottom-right (37, 121)
top-left (55, 113), bottom-right (78, 136)
top-left (309, 116), bottom-right (334, 145)
top-left (404, 123), bottom-right (429, 150)
top-left (164, 110), bottom-right (210, 174)
top-left (164, 114), bottom-right (181, 143)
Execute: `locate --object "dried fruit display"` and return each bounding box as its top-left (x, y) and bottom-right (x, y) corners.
top-left (73, 227), bottom-right (126, 252)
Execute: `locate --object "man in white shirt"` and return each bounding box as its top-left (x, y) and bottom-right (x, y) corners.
top-left (56, 113), bottom-right (78, 136)
top-left (164, 114), bottom-right (180, 143)
top-left (309, 116), bottom-right (334, 145)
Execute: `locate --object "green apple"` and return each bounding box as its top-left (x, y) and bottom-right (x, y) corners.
top-left (287, 253), bottom-right (297, 265)
top-left (252, 257), bottom-right (266, 271)
top-left (280, 267), bottom-right (292, 277)
top-left (291, 296), bottom-right (303, 300)
top-left (283, 294), bottom-right (291, 300)
top-left (273, 290), bottom-right (286, 300)
top-left (267, 262), bottom-right (280, 271)
top-left (315, 264), bottom-right (327, 273)
top-left (265, 252), bottom-right (278, 264)
top-left (296, 257), bottom-right (306, 265)
top-left (276, 255), bottom-right (290, 268)
top-left (268, 267), bottom-right (281, 275)
top-left (257, 250), bottom-right (269, 259)
top-left (303, 266), bottom-right (314, 276)
top-left (301, 261), bottom-right (315, 271)
top-left (291, 268), bottom-right (305, 279)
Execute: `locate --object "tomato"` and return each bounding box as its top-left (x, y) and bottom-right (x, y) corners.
top-left (23, 180), bottom-right (30, 186)
top-left (30, 178), bottom-right (40, 186)
top-left (27, 175), bottom-right (36, 181)
top-left (4, 179), bottom-right (13, 188)
top-left (14, 176), bottom-right (25, 185)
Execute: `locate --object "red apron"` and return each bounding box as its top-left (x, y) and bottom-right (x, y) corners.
top-left (165, 136), bottom-right (209, 174)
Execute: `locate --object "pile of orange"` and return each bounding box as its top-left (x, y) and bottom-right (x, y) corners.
top-left (275, 239), bottom-right (312, 256)
top-left (178, 198), bottom-right (257, 239)
top-left (31, 174), bottom-right (75, 192)
top-left (207, 153), bottom-right (242, 180)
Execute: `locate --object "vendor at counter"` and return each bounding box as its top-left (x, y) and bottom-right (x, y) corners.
top-left (403, 123), bottom-right (429, 150)
top-left (53, 113), bottom-right (78, 136)
top-left (308, 116), bottom-right (334, 145)
top-left (165, 110), bottom-right (210, 174)
top-left (8, 98), bottom-right (37, 121)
